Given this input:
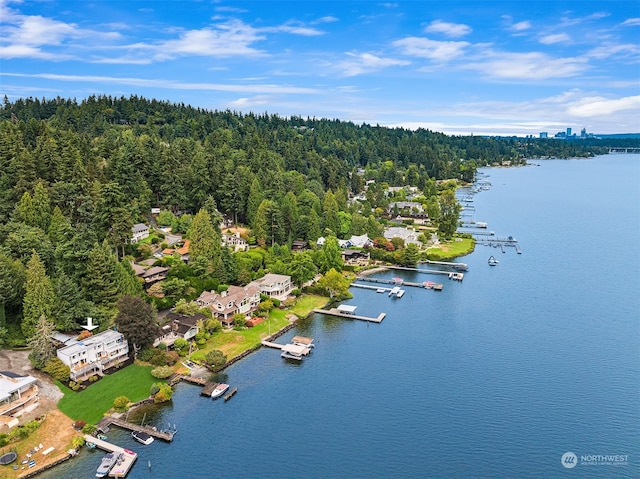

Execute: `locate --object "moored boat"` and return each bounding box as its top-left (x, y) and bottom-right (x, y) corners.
top-left (131, 430), bottom-right (154, 445)
top-left (96, 452), bottom-right (121, 478)
top-left (211, 383), bottom-right (230, 399)
top-left (488, 255), bottom-right (499, 266)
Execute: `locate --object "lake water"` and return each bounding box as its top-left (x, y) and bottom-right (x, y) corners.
top-left (40, 154), bottom-right (639, 479)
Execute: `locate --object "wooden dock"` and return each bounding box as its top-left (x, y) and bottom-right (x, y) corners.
top-left (200, 382), bottom-right (221, 397)
top-left (261, 340), bottom-right (284, 349)
top-left (313, 308), bottom-right (386, 323)
top-left (354, 276), bottom-right (444, 290)
top-left (224, 387), bottom-right (237, 401)
top-left (83, 434), bottom-right (137, 478)
top-left (386, 265), bottom-right (453, 276)
top-left (96, 417), bottom-right (175, 442)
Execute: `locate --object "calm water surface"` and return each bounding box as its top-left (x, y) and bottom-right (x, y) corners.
top-left (41, 155), bottom-right (639, 479)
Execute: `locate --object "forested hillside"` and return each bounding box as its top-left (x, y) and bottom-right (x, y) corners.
top-left (0, 95), bottom-right (621, 346)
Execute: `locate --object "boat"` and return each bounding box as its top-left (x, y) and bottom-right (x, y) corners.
top-left (488, 255), bottom-right (499, 266)
top-left (376, 288), bottom-right (385, 293)
top-left (86, 442), bottom-right (96, 449)
top-left (0, 451), bottom-right (17, 465)
top-left (211, 383), bottom-right (230, 399)
top-left (95, 452), bottom-right (121, 478)
top-left (395, 289), bottom-right (405, 298)
top-left (131, 430), bottom-right (155, 445)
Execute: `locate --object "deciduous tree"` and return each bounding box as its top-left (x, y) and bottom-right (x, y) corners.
top-left (115, 295), bottom-right (158, 353)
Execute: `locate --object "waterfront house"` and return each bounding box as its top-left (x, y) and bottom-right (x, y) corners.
top-left (154, 312), bottom-right (205, 347)
top-left (0, 371), bottom-right (39, 428)
top-left (249, 273), bottom-right (292, 301)
top-left (131, 223), bottom-right (150, 243)
top-left (56, 330), bottom-right (129, 382)
top-left (383, 226), bottom-right (422, 246)
top-left (196, 285), bottom-right (261, 327)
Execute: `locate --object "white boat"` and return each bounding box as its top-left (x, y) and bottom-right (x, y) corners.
top-left (131, 430), bottom-right (154, 445)
top-left (395, 289), bottom-right (405, 298)
top-left (488, 255), bottom-right (499, 266)
top-left (96, 452), bottom-right (122, 478)
top-left (211, 383), bottom-right (230, 399)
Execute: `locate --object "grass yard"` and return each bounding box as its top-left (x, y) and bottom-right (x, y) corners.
top-left (189, 294), bottom-right (330, 361)
top-left (426, 236), bottom-right (475, 260)
top-left (56, 364), bottom-right (159, 424)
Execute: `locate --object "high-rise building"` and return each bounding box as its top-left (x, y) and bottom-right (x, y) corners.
top-left (540, 132), bottom-right (548, 138)
top-left (567, 127), bottom-right (572, 137)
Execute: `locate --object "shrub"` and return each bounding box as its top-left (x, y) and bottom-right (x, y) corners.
top-left (88, 375), bottom-right (98, 383)
top-left (113, 395), bottom-right (130, 412)
top-left (82, 424), bottom-right (96, 434)
top-left (157, 342), bottom-right (167, 351)
top-left (137, 347), bottom-right (155, 362)
top-left (153, 383), bottom-right (173, 403)
top-left (151, 365), bottom-right (174, 379)
top-left (42, 357), bottom-right (70, 382)
top-left (205, 350), bottom-right (227, 369)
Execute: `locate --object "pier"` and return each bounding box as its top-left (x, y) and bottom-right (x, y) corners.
top-left (83, 434), bottom-right (137, 478)
top-left (386, 265), bottom-right (459, 277)
top-left (473, 235), bottom-right (522, 254)
top-left (96, 417), bottom-right (176, 442)
top-left (312, 308), bottom-right (386, 323)
top-left (353, 276), bottom-right (444, 290)
top-left (420, 259), bottom-right (468, 271)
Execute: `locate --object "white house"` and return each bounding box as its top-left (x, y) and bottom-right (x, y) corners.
top-left (222, 232), bottom-right (249, 252)
top-left (131, 223), bottom-right (149, 243)
top-left (57, 330), bottom-right (129, 381)
top-left (0, 371), bottom-right (39, 428)
top-left (384, 226), bottom-right (422, 246)
top-left (249, 273), bottom-right (292, 300)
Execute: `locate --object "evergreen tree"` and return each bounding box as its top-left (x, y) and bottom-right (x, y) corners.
top-left (0, 253), bottom-right (26, 326)
top-left (28, 314), bottom-right (56, 369)
top-left (246, 177), bottom-right (264, 227)
top-left (83, 241), bottom-right (119, 312)
top-left (188, 208), bottom-right (220, 262)
top-left (31, 181), bottom-right (51, 231)
top-left (22, 251), bottom-right (55, 338)
top-left (438, 190), bottom-right (461, 239)
top-left (115, 294), bottom-right (158, 354)
top-left (52, 270), bottom-right (92, 331)
top-left (322, 190), bottom-right (340, 236)
top-left (320, 236), bottom-right (342, 273)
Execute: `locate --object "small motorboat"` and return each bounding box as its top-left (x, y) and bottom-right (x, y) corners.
top-left (131, 430), bottom-right (154, 445)
top-left (488, 255), bottom-right (499, 266)
top-left (211, 383), bottom-right (230, 399)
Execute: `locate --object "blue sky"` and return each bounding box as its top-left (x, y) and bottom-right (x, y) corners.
top-left (1, 1), bottom-right (639, 136)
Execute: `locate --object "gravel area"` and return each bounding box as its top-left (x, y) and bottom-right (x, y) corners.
top-left (0, 349), bottom-right (64, 413)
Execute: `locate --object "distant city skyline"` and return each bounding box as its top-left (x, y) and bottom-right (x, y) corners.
top-left (1, 1), bottom-right (639, 137)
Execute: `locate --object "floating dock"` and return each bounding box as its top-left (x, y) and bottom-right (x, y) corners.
top-left (83, 434), bottom-right (137, 478)
top-left (353, 277), bottom-right (444, 290)
top-left (96, 417), bottom-right (176, 442)
top-left (313, 308), bottom-right (386, 323)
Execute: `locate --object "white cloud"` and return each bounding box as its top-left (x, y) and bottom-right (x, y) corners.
top-left (621, 18), bottom-right (640, 27)
top-left (393, 37), bottom-right (470, 62)
top-left (0, 72), bottom-right (322, 94)
top-left (425, 20), bottom-right (472, 38)
top-left (512, 21), bottom-right (532, 32)
top-left (264, 24), bottom-right (325, 36)
top-left (540, 33), bottom-right (571, 45)
top-left (566, 95), bottom-right (640, 117)
top-left (151, 20), bottom-right (266, 60)
top-left (461, 51), bottom-right (588, 80)
top-left (587, 42), bottom-right (639, 60)
top-left (335, 52), bottom-right (410, 77)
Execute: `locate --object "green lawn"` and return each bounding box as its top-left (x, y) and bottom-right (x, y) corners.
top-left (426, 237), bottom-right (475, 260)
top-left (190, 294), bottom-right (329, 361)
top-left (56, 364), bottom-right (159, 424)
